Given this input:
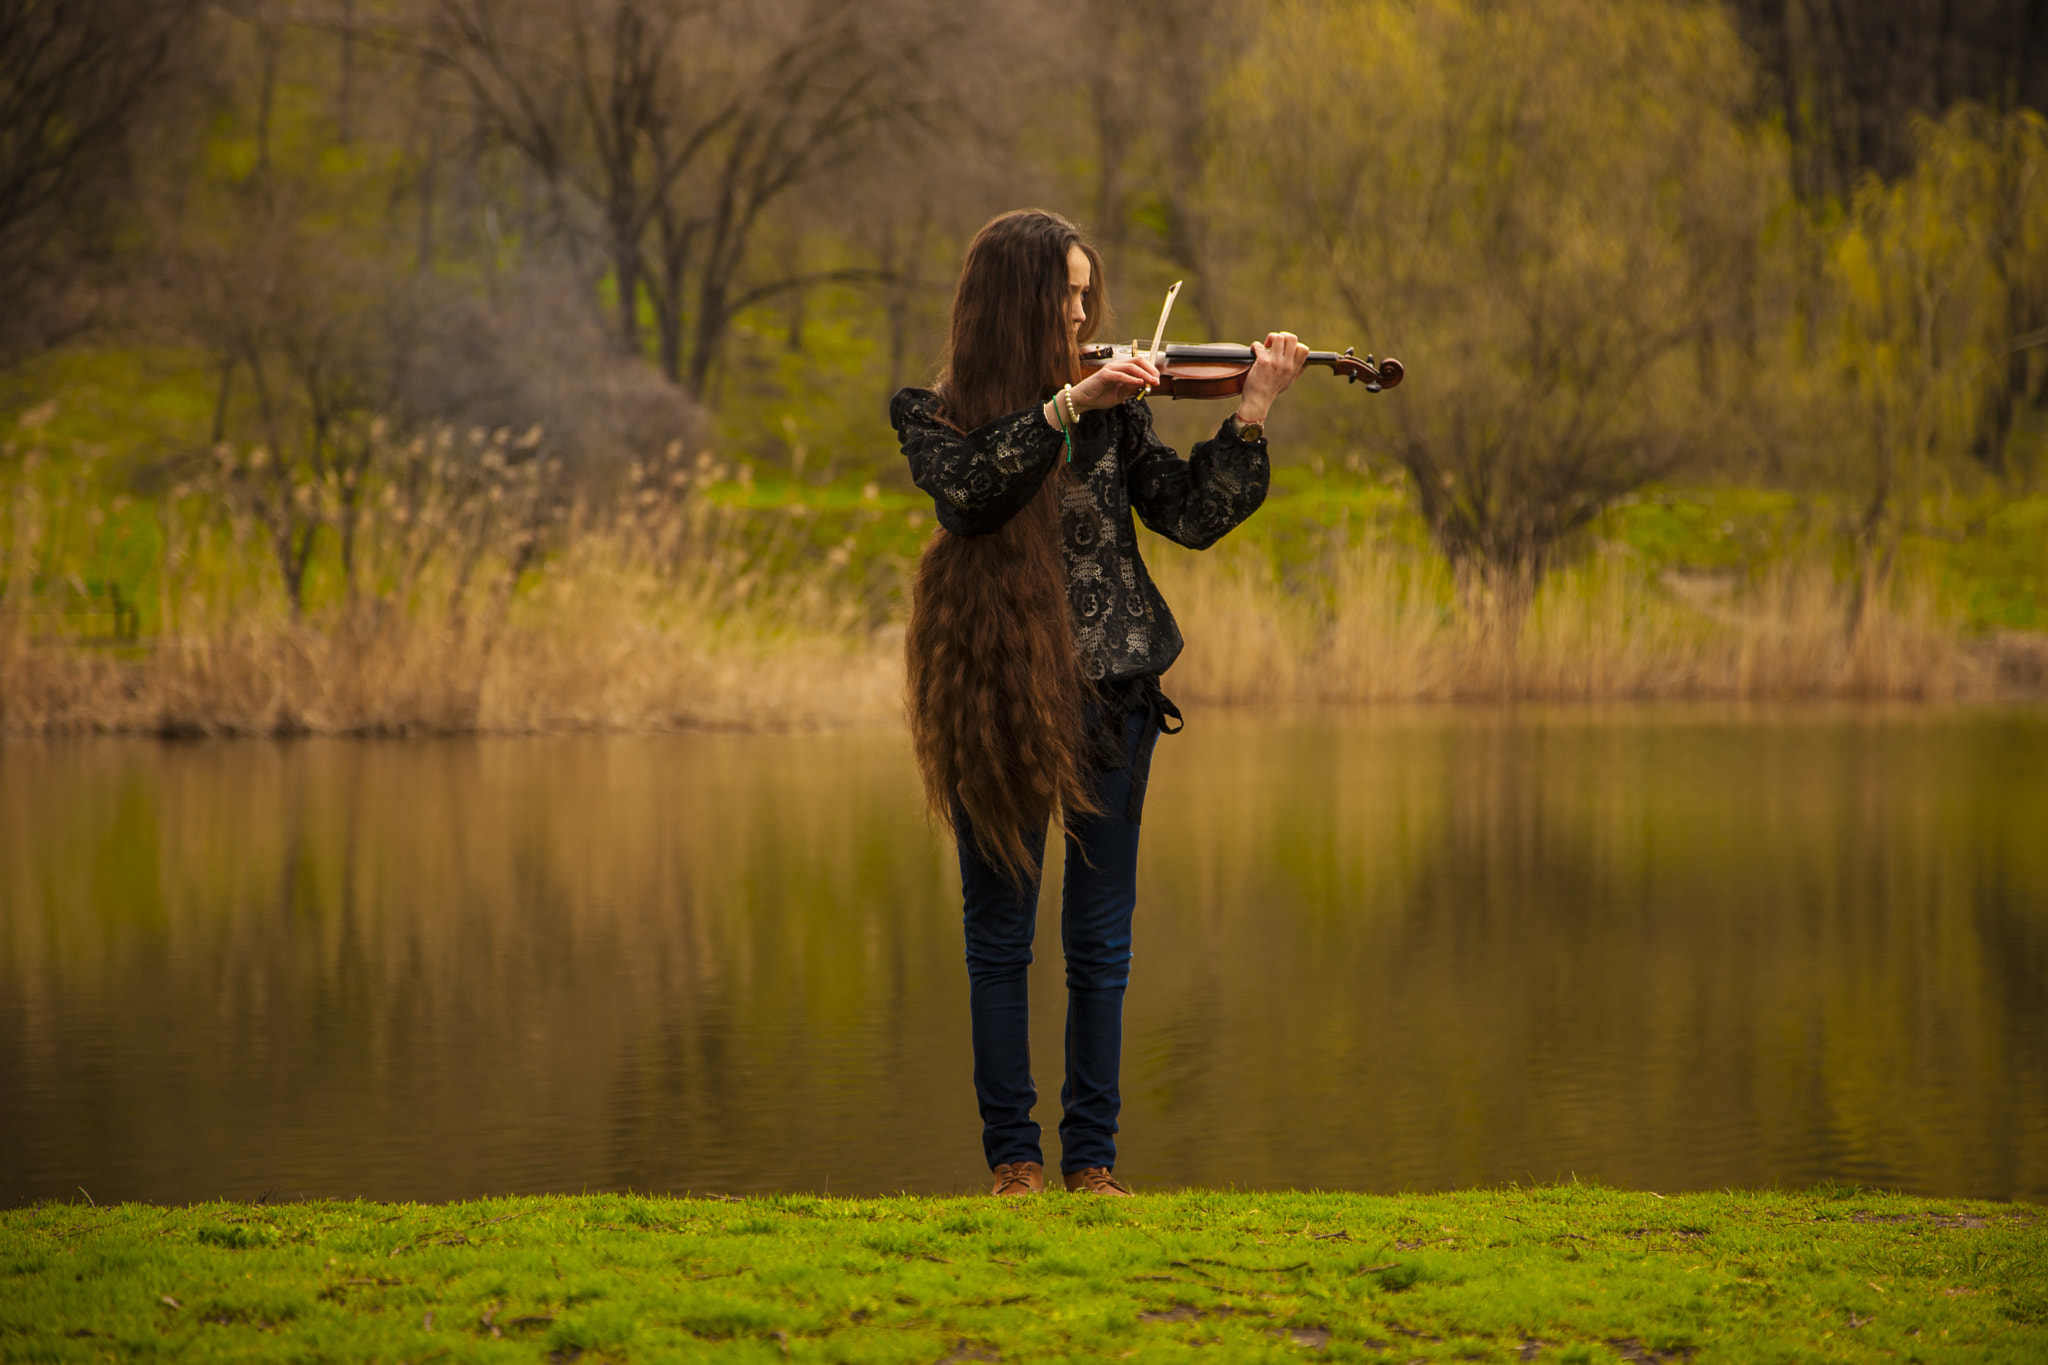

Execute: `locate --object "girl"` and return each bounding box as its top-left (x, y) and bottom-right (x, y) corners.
top-left (893, 208), bottom-right (1306, 1195)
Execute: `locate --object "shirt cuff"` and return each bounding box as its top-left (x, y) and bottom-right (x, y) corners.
top-left (1217, 414), bottom-right (1266, 447)
top-left (1071, 409), bottom-right (1114, 470)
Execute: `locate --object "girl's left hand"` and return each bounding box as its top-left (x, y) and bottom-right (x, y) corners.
top-left (1236, 332), bottom-right (1309, 424)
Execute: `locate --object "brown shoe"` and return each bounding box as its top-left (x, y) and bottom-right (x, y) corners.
top-left (990, 1161), bottom-right (1044, 1195)
top-left (1062, 1166), bottom-right (1132, 1196)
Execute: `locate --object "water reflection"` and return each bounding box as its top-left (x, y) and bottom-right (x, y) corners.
top-left (2, 707), bottom-right (2043, 1205)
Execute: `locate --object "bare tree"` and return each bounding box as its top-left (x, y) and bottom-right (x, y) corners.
top-left (419, 0), bottom-right (960, 397)
top-left (0, 0), bottom-right (202, 364)
top-left (1061, 1), bottom-right (1248, 338)
top-left (176, 201), bottom-right (388, 612)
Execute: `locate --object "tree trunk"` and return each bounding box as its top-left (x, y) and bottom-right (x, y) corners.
top-left (612, 214), bottom-right (641, 354)
top-left (687, 274), bottom-right (726, 399)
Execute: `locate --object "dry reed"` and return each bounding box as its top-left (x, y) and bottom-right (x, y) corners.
top-left (1151, 533), bottom-right (2043, 706)
top-left (3, 438), bottom-right (2041, 736)
top-left (1, 434), bottom-right (904, 736)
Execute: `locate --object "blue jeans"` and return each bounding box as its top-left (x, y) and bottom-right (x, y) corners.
top-left (957, 707), bottom-right (1160, 1174)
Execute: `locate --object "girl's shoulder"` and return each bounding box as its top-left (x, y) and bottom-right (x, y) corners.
top-left (890, 387), bottom-right (943, 432)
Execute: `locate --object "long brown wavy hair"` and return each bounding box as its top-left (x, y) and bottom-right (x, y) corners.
top-left (904, 209), bottom-right (1110, 883)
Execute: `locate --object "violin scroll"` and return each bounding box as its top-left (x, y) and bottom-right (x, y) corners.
top-left (1335, 347), bottom-right (1404, 392)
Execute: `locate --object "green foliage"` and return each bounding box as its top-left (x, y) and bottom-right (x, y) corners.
top-left (715, 283), bottom-right (898, 475)
top-left (1, 1187), bottom-right (2040, 1362)
top-left (1943, 498), bottom-right (2048, 630)
top-left (1824, 106), bottom-right (2048, 558)
top-left (7, 2), bottom-right (2048, 699)
top-left (1222, 0), bottom-right (1776, 590)
top-left (11, 0), bottom-right (2048, 634)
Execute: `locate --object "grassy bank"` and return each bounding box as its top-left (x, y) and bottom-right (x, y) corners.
top-left (7, 375), bottom-right (2048, 734)
top-left (3, 1187), bottom-right (2040, 1363)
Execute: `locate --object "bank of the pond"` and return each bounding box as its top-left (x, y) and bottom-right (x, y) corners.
top-left (4, 1187), bottom-right (2040, 1363)
top-left (10, 412), bottom-right (2048, 734)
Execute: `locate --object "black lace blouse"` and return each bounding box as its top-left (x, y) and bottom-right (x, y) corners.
top-left (889, 387), bottom-right (1270, 684)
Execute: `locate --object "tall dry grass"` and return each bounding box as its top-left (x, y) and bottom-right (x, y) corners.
top-left (4, 433), bottom-right (2040, 736)
top-left (1152, 533), bottom-right (2044, 705)
top-left (1, 435), bottom-right (904, 736)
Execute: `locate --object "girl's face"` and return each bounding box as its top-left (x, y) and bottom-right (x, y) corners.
top-left (1064, 245), bottom-right (1091, 342)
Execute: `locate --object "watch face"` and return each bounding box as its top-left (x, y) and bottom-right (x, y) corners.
top-left (1238, 419), bottom-right (1263, 441)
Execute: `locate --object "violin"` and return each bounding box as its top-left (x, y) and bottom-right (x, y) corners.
top-left (1079, 342), bottom-right (1403, 399)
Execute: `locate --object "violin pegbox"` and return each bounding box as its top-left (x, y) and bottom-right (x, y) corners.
top-left (1334, 347), bottom-right (1402, 393)
top-left (1337, 346), bottom-right (1380, 392)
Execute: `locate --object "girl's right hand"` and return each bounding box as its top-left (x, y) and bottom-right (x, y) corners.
top-left (1070, 354), bottom-right (1161, 411)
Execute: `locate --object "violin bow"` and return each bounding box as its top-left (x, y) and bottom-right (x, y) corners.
top-left (1147, 281), bottom-right (1183, 369)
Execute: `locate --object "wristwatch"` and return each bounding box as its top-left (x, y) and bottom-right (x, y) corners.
top-left (1230, 412), bottom-right (1265, 443)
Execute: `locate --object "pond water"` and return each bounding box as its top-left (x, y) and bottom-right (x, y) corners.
top-left (3, 706), bottom-right (2045, 1207)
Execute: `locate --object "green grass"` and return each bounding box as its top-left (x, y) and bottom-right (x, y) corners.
top-left (4, 1187), bottom-right (2040, 1362)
